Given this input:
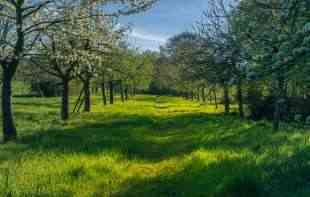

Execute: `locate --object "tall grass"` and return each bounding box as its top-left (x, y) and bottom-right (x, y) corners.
top-left (0, 95), bottom-right (309, 196)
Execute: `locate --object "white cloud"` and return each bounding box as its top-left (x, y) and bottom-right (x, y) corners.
top-left (129, 29), bottom-right (168, 45)
top-left (129, 37), bottom-right (162, 51)
top-left (126, 28), bottom-right (170, 51)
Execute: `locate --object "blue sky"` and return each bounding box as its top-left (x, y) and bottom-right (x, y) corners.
top-left (119, 0), bottom-right (209, 51)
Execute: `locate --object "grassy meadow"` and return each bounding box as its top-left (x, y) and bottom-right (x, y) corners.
top-left (1, 95), bottom-right (310, 196)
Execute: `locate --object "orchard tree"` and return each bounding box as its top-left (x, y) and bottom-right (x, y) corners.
top-left (160, 32), bottom-right (203, 96)
top-left (0, 0), bottom-right (157, 142)
top-left (0, 0), bottom-right (66, 142)
top-left (196, 0), bottom-right (247, 116)
top-left (234, 0), bottom-right (310, 129)
top-left (120, 49), bottom-right (155, 95)
top-left (32, 9), bottom-right (91, 120)
top-left (76, 5), bottom-right (123, 112)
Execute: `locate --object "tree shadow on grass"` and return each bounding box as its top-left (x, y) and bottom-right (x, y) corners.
top-left (109, 156), bottom-right (264, 197)
top-left (17, 113), bottom-right (202, 161)
top-left (1, 107), bottom-right (308, 196)
top-left (107, 141), bottom-right (310, 197)
top-left (262, 146), bottom-right (310, 196)
top-left (8, 112), bottom-right (287, 163)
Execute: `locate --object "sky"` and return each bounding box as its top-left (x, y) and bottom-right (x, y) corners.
top-left (119, 0), bottom-right (210, 51)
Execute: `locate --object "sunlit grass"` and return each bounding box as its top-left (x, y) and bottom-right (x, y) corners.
top-left (0, 95), bottom-right (310, 196)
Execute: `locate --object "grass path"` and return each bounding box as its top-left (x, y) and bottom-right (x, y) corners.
top-left (1, 95), bottom-right (310, 196)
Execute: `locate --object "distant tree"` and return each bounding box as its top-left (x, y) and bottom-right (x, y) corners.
top-left (158, 32), bottom-right (202, 96)
top-left (196, 0), bottom-right (247, 116)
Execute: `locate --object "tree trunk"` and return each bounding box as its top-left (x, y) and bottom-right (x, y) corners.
top-left (213, 89), bottom-right (218, 109)
top-left (223, 84), bottom-right (230, 114)
top-left (133, 85), bottom-right (137, 96)
top-left (1, 4), bottom-right (24, 142)
top-left (2, 70), bottom-right (17, 142)
top-left (109, 81), bottom-right (114, 104)
top-left (185, 92), bottom-right (189, 99)
top-left (128, 85), bottom-right (132, 97)
top-left (84, 78), bottom-right (91, 112)
top-left (61, 79), bottom-right (70, 121)
top-left (237, 78), bottom-right (244, 118)
top-left (101, 82), bottom-right (107, 105)
top-left (120, 81), bottom-right (124, 103)
top-left (197, 88), bottom-right (200, 101)
top-left (125, 85), bottom-right (129, 101)
top-left (202, 87), bottom-right (206, 103)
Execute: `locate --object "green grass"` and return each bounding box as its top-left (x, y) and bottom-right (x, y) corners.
top-left (1, 95), bottom-right (310, 196)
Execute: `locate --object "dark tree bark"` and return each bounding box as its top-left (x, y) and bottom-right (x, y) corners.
top-left (237, 78), bottom-right (244, 118)
top-left (109, 81), bottom-right (114, 104)
top-left (61, 79), bottom-right (70, 121)
top-left (84, 78), bottom-right (91, 112)
top-left (101, 82), bottom-right (107, 105)
top-left (1, 4), bottom-right (24, 142)
top-left (197, 88), bottom-right (200, 101)
top-left (133, 85), bottom-right (137, 96)
top-left (94, 86), bottom-right (98, 95)
top-left (125, 85), bottom-right (129, 101)
top-left (202, 87), bottom-right (206, 103)
top-left (213, 89), bottom-right (218, 109)
top-left (2, 69), bottom-right (17, 142)
top-left (223, 84), bottom-right (230, 113)
top-left (120, 81), bottom-right (124, 103)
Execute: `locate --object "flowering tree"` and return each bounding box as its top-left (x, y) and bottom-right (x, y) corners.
top-left (32, 7), bottom-right (95, 120)
top-left (0, 0), bottom-right (157, 142)
top-left (0, 0), bottom-right (65, 141)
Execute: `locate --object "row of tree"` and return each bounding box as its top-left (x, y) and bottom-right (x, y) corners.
top-left (151, 0), bottom-right (310, 130)
top-left (0, 0), bottom-right (157, 142)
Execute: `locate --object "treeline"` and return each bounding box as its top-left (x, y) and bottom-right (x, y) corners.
top-left (0, 0), bottom-right (157, 142)
top-left (150, 0), bottom-right (310, 130)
